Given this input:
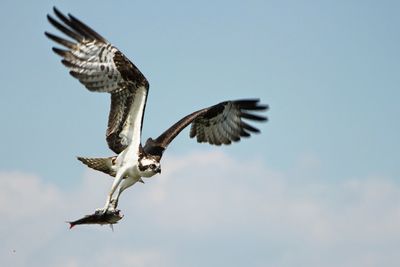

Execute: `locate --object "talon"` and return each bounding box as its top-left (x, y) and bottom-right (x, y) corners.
top-left (100, 204), bottom-right (110, 214)
top-left (110, 199), bottom-right (118, 210)
top-left (100, 208), bottom-right (108, 215)
top-left (94, 208), bottom-right (107, 215)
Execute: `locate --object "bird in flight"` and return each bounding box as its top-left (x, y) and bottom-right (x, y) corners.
top-left (45, 7), bottom-right (268, 214)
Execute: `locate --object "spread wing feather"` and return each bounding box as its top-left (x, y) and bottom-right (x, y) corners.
top-left (190, 99), bottom-right (267, 145)
top-left (45, 7), bottom-right (149, 154)
top-left (143, 99), bottom-right (268, 158)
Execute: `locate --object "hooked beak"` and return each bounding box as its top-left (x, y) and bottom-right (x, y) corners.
top-left (156, 168), bottom-right (161, 174)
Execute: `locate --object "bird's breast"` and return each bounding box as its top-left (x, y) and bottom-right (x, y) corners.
top-left (115, 151), bottom-right (140, 177)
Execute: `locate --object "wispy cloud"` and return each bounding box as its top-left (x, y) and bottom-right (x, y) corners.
top-left (1, 151), bottom-right (399, 267)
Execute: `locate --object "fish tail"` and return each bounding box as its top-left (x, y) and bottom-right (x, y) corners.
top-left (77, 156), bottom-right (116, 176)
top-left (67, 221), bottom-right (75, 229)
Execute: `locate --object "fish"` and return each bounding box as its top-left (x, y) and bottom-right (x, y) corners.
top-left (67, 209), bottom-right (124, 230)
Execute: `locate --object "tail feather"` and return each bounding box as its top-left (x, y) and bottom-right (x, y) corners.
top-left (77, 156), bottom-right (116, 177)
top-left (77, 156), bottom-right (145, 183)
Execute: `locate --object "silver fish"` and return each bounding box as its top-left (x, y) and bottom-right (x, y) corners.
top-left (67, 209), bottom-right (123, 230)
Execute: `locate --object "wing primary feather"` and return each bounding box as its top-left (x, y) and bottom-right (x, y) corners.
top-left (243, 104), bottom-right (269, 111)
top-left (233, 99), bottom-right (260, 106)
top-left (240, 128), bottom-right (251, 137)
top-left (52, 47), bottom-right (69, 57)
top-left (235, 99), bottom-right (269, 111)
top-left (53, 49), bottom-right (85, 64)
top-left (241, 121), bottom-right (260, 133)
top-left (53, 6), bottom-right (71, 24)
top-left (240, 112), bottom-right (267, 121)
top-left (45, 32), bottom-right (75, 49)
top-left (67, 13), bottom-right (107, 42)
top-left (52, 7), bottom-right (106, 42)
top-left (69, 70), bottom-right (83, 80)
top-left (47, 14), bottom-right (83, 42)
top-left (52, 7), bottom-right (91, 40)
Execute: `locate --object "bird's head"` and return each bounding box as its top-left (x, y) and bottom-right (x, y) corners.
top-left (138, 154), bottom-right (161, 177)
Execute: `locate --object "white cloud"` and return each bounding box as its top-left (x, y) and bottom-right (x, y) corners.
top-left (92, 249), bottom-right (170, 267)
top-left (1, 151), bottom-right (400, 267)
top-left (0, 172), bottom-right (62, 219)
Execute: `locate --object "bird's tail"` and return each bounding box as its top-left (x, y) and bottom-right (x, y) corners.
top-left (77, 156), bottom-right (116, 177)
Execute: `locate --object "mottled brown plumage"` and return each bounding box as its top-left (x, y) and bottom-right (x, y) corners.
top-left (45, 7), bottom-right (148, 154)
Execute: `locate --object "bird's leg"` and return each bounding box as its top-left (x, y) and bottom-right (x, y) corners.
top-left (100, 169), bottom-right (126, 214)
top-left (110, 176), bottom-right (138, 210)
top-left (110, 197), bottom-right (119, 210)
top-left (110, 188), bottom-right (123, 210)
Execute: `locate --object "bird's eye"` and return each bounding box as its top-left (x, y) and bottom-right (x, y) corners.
top-left (150, 164), bottom-right (156, 169)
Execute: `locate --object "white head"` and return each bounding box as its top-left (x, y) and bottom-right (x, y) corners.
top-left (138, 155), bottom-right (161, 177)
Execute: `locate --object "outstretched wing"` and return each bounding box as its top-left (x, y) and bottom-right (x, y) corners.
top-left (45, 7), bottom-right (149, 154)
top-left (143, 99), bottom-right (268, 158)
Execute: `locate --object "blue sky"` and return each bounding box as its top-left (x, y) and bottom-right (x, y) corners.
top-left (1, 1), bottom-right (399, 267)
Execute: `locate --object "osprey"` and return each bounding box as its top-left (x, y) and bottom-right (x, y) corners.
top-left (45, 7), bottom-right (268, 213)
